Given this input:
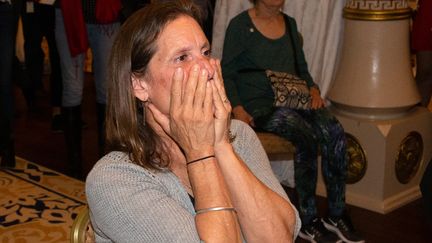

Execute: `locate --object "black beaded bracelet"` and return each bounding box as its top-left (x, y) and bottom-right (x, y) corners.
top-left (187, 155), bottom-right (215, 165)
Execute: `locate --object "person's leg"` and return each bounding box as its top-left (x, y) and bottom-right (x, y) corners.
top-left (299, 108), bottom-right (347, 217)
top-left (21, 2), bottom-right (45, 109)
top-left (415, 51), bottom-right (432, 107)
top-left (87, 22), bottom-right (119, 106)
top-left (256, 107), bottom-right (342, 242)
top-left (256, 107), bottom-right (319, 224)
top-left (55, 9), bottom-right (85, 108)
top-left (0, 2), bottom-right (19, 167)
top-left (41, 4), bottom-right (63, 131)
top-left (0, 4), bottom-right (16, 118)
top-left (55, 8), bottom-right (85, 178)
top-left (303, 108), bottom-right (365, 242)
top-left (87, 22), bottom-right (119, 157)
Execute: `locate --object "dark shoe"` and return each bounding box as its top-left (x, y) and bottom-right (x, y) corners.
top-left (322, 214), bottom-right (365, 243)
top-left (51, 114), bottom-right (64, 133)
top-left (299, 218), bottom-right (342, 243)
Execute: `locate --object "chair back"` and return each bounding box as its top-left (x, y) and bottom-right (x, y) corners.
top-left (70, 206), bottom-right (95, 243)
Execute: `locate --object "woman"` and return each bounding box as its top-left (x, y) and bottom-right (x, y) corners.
top-left (85, 1), bottom-right (299, 242)
top-left (221, 0), bottom-right (364, 243)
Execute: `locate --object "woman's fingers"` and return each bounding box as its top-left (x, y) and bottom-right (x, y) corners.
top-left (193, 68), bottom-right (209, 110)
top-left (211, 79), bottom-right (230, 144)
top-left (211, 79), bottom-right (225, 113)
top-left (204, 81), bottom-right (213, 115)
top-left (170, 67), bottom-right (184, 111)
top-left (212, 59), bottom-right (231, 112)
top-left (167, 63), bottom-right (216, 153)
top-left (183, 64), bottom-right (200, 107)
top-left (311, 95), bottom-right (325, 109)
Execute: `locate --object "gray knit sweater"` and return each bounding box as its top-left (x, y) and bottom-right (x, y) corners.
top-left (86, 119), bottom-right (300, 242)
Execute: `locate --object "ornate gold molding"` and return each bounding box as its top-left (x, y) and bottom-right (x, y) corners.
top-left (345, 0), bottom-right (408, 10)
top-left (343, 8), bottom-right (412, 20)
top-left (395, 131), bottom-right (423, 184)
top-left (346, 133), bottom-right (367, 184)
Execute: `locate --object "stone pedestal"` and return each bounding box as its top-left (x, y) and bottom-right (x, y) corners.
top-left (325, 0), bottom-right (431, 214)
top-left (317, 107), bottom-right (432, 214)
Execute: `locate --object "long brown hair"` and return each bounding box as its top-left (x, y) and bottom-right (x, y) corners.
top-left (105, 0), bottom-right (202, 170)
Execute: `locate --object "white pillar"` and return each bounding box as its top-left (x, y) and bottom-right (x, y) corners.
top-left (322, 0), bottom-right (432, 214)
top-left (328, 0), bottom-right (419, 119)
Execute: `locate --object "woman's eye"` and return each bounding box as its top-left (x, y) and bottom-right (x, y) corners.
top-left (203, 49), bottom-right (211, 57)
top-left (175, 54), bottom-right (188, 62)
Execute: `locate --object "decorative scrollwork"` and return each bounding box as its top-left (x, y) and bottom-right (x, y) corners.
top-left (344, 0), bottom-right (411, 20)
top-left (345, 133), bottom-right (367, 184)
top-left (346, 0), bottom-right (408, 10)
top-left (395, 132), bottom-right (423, 184)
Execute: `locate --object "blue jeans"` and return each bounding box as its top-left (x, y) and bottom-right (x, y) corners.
top-left (54, 9), bottom-right (120, 107)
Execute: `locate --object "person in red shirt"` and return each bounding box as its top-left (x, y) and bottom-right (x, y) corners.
top-left (411, 0), bottom-right (432, 106)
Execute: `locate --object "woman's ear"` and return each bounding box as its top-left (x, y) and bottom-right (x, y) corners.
top-left (132, 75), bottom-right (149, 102)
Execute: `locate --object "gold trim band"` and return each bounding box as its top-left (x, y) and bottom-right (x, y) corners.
top-left (343, 8), bottom-right (412, 21)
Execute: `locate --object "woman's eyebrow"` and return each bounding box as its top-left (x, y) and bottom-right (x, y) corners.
top-left (171, 46), bottom-right (193, 56)
top-left (201, 42), bottom-right (210, 50)
top-left (169, 41), bottom-right (210, 57)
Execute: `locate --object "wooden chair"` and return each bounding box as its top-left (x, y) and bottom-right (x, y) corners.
top-left (70, 206), bottom-right (95, 243)
top-left (255, 131), bottom-right (296, 187)
top-left (256, 131), bottom-right (295, 161)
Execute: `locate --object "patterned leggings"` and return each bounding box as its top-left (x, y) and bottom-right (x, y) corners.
top-left (256, 107), bottom-right (347, 224)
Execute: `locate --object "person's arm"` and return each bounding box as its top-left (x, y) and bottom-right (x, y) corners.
top-left (309, 86), bottom-right (325, 109)
top-left (286, 16), bottom-right (316, 89)
top-left (221, 18), bottom-right (243, 109)
top-left (211, 61), bottom-right (298, 242)
top-left (149, 64), bottom-right (242, 243)
top-left (286, 16), bottom-right (324, 109)
top-left (221, 16), bottom-right (255, 126)
top-left (187, 155), bottom-right (242, 243)
top-left (232, 105), bottom-right (255, 127)
top-left (215, 142), bottom-right (296, 242)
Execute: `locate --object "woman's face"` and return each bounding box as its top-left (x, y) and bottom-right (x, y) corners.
top-left (137, 15), bottom-right (214, 116)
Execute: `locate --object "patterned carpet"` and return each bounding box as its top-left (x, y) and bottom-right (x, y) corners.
top-left (0, 157), bottom-right (86, 243)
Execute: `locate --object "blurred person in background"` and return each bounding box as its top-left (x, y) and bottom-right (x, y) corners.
top-left (55, 0), bottom-right (121, 179)
top-left (0, 0), bottom-right (22, 167)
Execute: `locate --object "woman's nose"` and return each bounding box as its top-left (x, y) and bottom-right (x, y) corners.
top-left (196, 57), bottom-right (215, 80)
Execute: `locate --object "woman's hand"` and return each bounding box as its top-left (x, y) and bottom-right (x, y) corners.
top-left (310, 86), bottom-right (325, 109)
top-left (209, 59), bottom-right (232, 147)
top-left (149, 65), bottom-right (215, 160)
